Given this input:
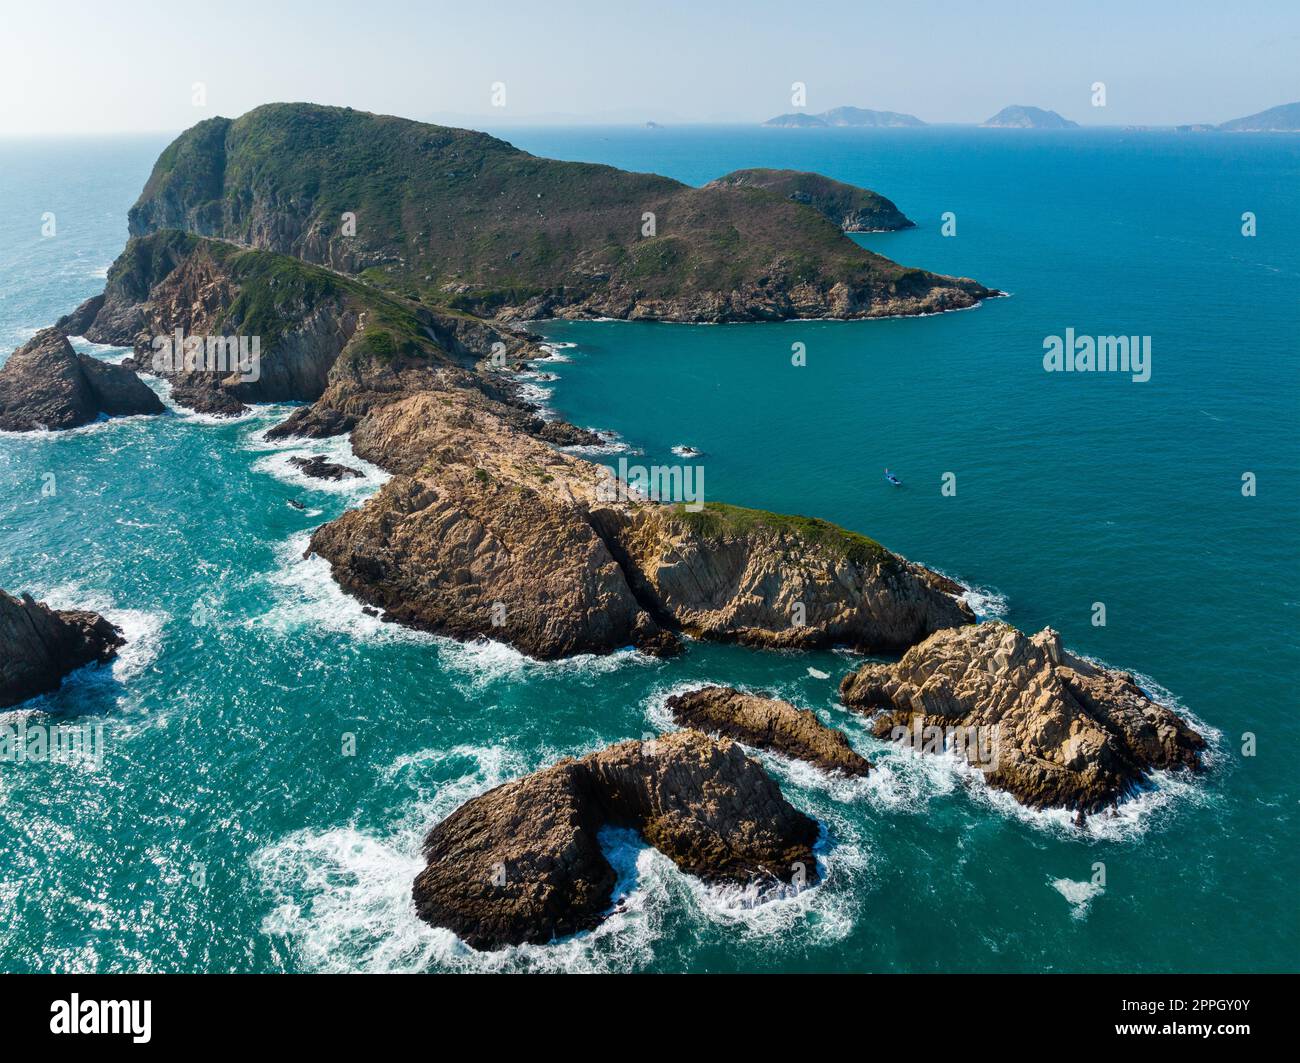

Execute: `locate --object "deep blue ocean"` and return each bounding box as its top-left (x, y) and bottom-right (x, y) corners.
top-left (0, 126), bottom-right (1296, 972)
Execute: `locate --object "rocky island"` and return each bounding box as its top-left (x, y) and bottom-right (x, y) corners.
top-left (120, 103), bottom-right (995, 323)
top-left (0, 590), bottom-right (124, 708)
top-left (666, 686), bottom-right (871, 776)
top-left (764, 107), bottom-right (927, 128)
top-left (982, 106), bottom-right (1079, 129)
top-left (411, 730), bottom-right (819, 949)
top-left (839, 621), bottom-right (1206, 813)
top-left (0, 328), bottom-right (162, 431)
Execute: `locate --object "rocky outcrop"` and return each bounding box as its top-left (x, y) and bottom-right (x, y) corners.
top-left (667, 686), bottom-right (870, 776)
top-left (411, 730), bottom-right (819, 949)
top-left (0, 590), bottom-right (124, 708)
top-left (306, 389), bottom-right (673, 659)
top-left (287, 455), bottom-right (363, 481)
top-left (299, 373), bottom-right (971, 659)
top-left (63, 232), bottom-right (564, 422)
top-left (839, 621), bottom-right (1206, 812)
top-left (597, 503), bottom-right (973, 653)
top-left (706, 169), bottom-right (914, 231)
top-left (0, 329), bottom-right (163, 431)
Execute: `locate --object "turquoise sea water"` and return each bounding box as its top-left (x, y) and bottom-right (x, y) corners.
top-left (0, 127), bottom-right (1296, 972)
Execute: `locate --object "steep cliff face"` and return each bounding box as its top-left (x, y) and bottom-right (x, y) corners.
top-left (0, 328), bottom-right (162, 431)
top-left (125, 103), bottom-right (999, 322)
top-left (594, 502), bottom-right (973, 653)
top-left (59, 232), bottom-right (531, 417)
top-left (412, 731), bottom-right (819, 949)
top-left (839, 621), bottom-right (1206, 812)
top-left (0, 590), bottom-right (124, 708)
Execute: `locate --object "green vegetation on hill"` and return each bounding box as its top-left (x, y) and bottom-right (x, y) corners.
top-left (705, 168), bottom-right (913, 230)
top-left (128, 103), bottom-right (990, 316)
top-left (115, 230), bottom-right (444, 365)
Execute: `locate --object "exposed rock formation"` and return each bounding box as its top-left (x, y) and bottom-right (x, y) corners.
top-left (412, 730), bottom-right (819, 949)
top-left (0, 329), bottom-right (163, 431)
top-left (667, 686), bottom-right (870, 776)
top-left (839, 621), bottom-right (1206, 812)
top-left (0, 590), bottom-right (124, 708)
top-left (598, 503), bottom-right (974, 653)
top-left (303, 382), bottom-right (970, 658)
top-left (287, 455), bottom-right (363, 481)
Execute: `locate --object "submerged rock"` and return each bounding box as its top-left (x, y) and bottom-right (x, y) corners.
top-left (839, 621), bottom-right (1206, 812)
top-left (412, 730), bottom-right (819, 949)
top-left (288, 454), bottom-right (364, 481)
top-left (666, 686), bottom-right (871, 777)
top-left (0, 590), bottom-right (124, 708)
top-left (0, 328), bottom-right (162, 431)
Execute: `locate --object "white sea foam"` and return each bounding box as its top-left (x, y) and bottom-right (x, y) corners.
top-left (246, 432), bottom-right (390, 500)
top-left (26, 581), bottom-right (168, 688)
top-left (0, 411), bottom-right (157, 440)
top-left (959, 583), bottom-right (1009, 620)
top-left (1050, 876), bottom-right (1103, 919)
top-left (254, 732), bottom-right (862, 970)
top-left (670, 444), bottom-right (704, 458)
top-left (252, 534), bottom-right (433, 644)
top-left (559, 427), bottom-right (640, 457)
top-left (436, 637), bottom-right (655, 692)
top-left (67, 337), bottom-right (131, 364)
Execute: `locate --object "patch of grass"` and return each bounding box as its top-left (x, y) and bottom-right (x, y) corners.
top-left (668, 502), bottom-right (894, 568)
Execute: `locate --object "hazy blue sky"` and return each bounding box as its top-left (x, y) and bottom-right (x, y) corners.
top-left (3, 0), bottom-right (1297, 134)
